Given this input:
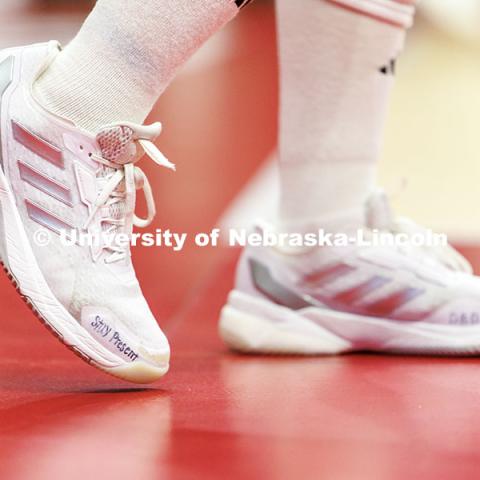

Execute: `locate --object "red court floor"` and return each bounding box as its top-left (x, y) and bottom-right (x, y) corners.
top-left (2, 2), bottom-right (480, 480)
top-left (3, 249), bottom-right (480, 480)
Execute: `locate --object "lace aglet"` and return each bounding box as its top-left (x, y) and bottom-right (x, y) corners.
top-left (154, 153), bottom-right (176, 171)
top-left (139, 139), bottom-right (176, 172)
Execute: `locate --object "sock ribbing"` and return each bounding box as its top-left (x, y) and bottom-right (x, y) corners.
top-left (34, 0), bottom-right (239, 132)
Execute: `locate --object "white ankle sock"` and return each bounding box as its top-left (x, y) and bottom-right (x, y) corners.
top-left (34, 0), bottom-right (239, 132)
top-left (275, 0), bottom-right (415, 230)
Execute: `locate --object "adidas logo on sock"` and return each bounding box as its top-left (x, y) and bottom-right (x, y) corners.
top-left (379, 58), bottom-right (396, 75)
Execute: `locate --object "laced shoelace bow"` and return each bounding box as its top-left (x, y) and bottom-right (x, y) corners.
top-left (83, 122), bottom-right (175, 263)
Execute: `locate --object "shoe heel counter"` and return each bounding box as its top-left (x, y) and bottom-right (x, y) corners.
top-left (0, 55), bottom-right (14, 166)
top-left (235, 245), bottom-right (281, 302)
top-left (234, 247), bottom-right (262, 298)
top-left (0, 54), bottom-right (15, 264)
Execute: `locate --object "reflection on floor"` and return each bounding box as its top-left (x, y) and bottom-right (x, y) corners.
top-left (2, 250), bottom-right (480, 480)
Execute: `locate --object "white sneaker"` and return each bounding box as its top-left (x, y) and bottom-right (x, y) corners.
top-left (0, 41), bottom-right (172, 383)
top-left (219, 191), bottom-right (480, 355)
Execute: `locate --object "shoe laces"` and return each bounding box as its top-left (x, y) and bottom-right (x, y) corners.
top-left (366, 188), bottom-right (472, 274)
top-left (83, 121), bottom-right (175, 263)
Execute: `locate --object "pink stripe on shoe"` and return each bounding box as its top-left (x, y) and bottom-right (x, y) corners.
top-left (333, 275), bottom-right (391, 305)
top-left (12, 120), bottom-right (64, 168)
top-left (364, 287), bottom-right (424, 318)
top-left (302, 263), bottom-right (356, 286)
top-left (18, 160), bottom-right (72, 206)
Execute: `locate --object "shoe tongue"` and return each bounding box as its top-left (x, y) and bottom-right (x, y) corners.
top-left (96, 125), bottom-right (139, 165)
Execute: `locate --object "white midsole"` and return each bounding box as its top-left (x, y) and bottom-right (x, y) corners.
top-left (220, 290), bottom-right (480, 355)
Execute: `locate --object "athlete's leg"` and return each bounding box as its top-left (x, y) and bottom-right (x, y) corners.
top-left (220, 0), bottom-right (480, 357)
top-left (0, 0), bottom-right (253, 382)
top-left (35, 0), bottom-right (249, 132)
top-left (276, 0), bottom-right (415, 230)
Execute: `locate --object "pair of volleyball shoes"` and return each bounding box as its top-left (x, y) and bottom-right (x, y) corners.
top-left (1, 42), bottom-right (479, 384)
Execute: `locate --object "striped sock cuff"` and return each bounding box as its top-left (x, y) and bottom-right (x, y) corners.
top-left (326, 0), bottom-right (415, 28)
